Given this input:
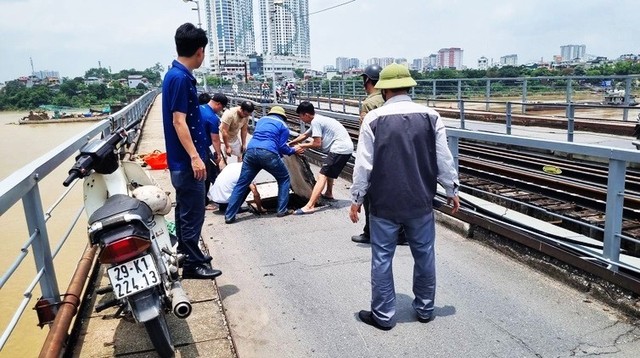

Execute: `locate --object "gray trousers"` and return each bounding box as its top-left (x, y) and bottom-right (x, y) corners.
top-left (369, 212), bottom-right (436, 328)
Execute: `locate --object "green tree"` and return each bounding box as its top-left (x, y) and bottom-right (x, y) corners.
top-left (85, 67), bottom-right (111, 79)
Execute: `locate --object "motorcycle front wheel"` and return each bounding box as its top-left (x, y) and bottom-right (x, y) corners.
top-left (144, 311), bottom-right (175, 358)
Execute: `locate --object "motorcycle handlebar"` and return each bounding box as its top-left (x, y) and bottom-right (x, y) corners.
top-left (62, 171), bottom-right (80, 187)
top-left (62, 154), bottom-right (94, 187)
top-left (62, 119), bottom-right (141, 187)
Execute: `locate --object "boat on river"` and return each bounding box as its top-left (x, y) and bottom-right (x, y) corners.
top-left (18, 109), bottom-right (109, 125)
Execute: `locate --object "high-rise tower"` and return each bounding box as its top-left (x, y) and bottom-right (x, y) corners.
top-left (204, 0), bottom-right (256, 78)
top-left (259, 0), bottom-right (311, 78)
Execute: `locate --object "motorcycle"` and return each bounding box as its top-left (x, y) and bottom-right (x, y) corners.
top-left (63, 119), bottom-right (189, 357)
top-left (287, 87), bottom-right (297, 104)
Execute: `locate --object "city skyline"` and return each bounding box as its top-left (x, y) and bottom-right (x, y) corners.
top-left (0, 0), bottom-right (638, 82)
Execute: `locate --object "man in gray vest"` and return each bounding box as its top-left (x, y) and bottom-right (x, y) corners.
top-left (349, 63), bottom-right (460, 330)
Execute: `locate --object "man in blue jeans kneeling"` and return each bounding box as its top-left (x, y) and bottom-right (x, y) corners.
top-left (224, 106), bottom-right (305, 224)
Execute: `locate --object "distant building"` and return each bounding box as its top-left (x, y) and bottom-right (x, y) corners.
top-left (249, 54), bottom-right (264, 76)
top-left (348, 57), bottom-right (360, 70)
top-left (437, 48), bottom-right (463, 69)
top-left (325, 70), bottom-right (339, 80)
top-left (394, 58), bottom-right (408, 66)
top-left (478, 56), bottom-right (489, 70)
top-left (84, 77), bottom-right (102, 86)
top-left (32, 70), bottom-right (59, 80)
top-left (560, 44), bottom-right (586, 62)
top-left (425, 54), bottom-right (437, 71)
top-left (619, 53), bottom-right (639, 62)
top-left (500, 54), bottom-right (518, 66)
top-left (259, 0), bottom-right (311, 78)
top-left (323, 65), bottom-right (336, 72)
top-left (205, 0), bottom-right (256, 77)
top-left (411, 58), bottom-right (423, 71)
top-left (127, 75), bottom-right (148, 88)
top-left (335, 57), bottom-right (350, 72)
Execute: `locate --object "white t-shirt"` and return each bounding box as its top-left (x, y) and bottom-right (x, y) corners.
top-left (306, 114), bottom-right (353, 155)
top-left (208, 162), bottom-right (243, 204)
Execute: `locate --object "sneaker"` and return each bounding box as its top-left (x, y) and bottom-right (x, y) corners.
top-left (351, 233), bottom-right (370, 244)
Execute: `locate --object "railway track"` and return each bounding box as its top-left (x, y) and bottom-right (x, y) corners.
top-left (249, 99), bottom-right (640, 294)
top-left (276, 105), bottom-right (640, 244)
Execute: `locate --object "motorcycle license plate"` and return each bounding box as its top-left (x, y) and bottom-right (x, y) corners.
top-left (107, 254), bottom-right (160, 299)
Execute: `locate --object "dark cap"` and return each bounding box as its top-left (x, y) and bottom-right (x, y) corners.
top-left (240, 101), bottom-right (255, 113)
top-left (212, 93), bottom-right (228, 107)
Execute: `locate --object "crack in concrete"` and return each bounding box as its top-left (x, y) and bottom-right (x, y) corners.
top-left (486, 318), bottom-right (543, 357)
top-left (260, 256), bottom-right (370, 270)
top-left (567, 321), bottom-right (640, 356)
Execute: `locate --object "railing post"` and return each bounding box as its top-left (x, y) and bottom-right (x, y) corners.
top-left (432, 80), bottom-right (436, 98)
top-left (448, 136), bottom-right (459, 170)
top-left (457, 79), bottom-right (462, 101)
top-left (317, 82), bottom-right (321, 109)
top-left (486, 79), bottom-right (491, 111)
top-left (22, 184), bottom-right (60, 306)
top-left (602, 159), bottom-right (626, 272)
top-left (329, 80), bottom-right (332, 111)
top-left (565, 78), bottom-right (573, 118)
top-left (342, 91), bottom-right (346, 113)
top-left (623, 77), bottom-right (631, 121)
top-left (505, 102), bottom-right (512, 135)
top-left (567, 104), bottom-right (575, 142)
top-left (459, 100), bottom-right (465, 129)
top-left (522, 79), bottom-right (528, 114)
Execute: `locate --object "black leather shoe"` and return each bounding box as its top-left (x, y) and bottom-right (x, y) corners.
top-left (225, 216), bottom-right (236, 224)
top-left (358, 310), bottom-right (393, 331)
top-left (417, 314), bottom-right (434, 323)
top-left (177, 251), bottom-right (212, 263)
top-left (351, 234), bottom-right (370, 244)
top-left (182, 265), bottom-right (222, 280)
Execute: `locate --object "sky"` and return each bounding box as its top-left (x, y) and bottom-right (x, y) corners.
top-left (0, 0), bottom-right (638, 83)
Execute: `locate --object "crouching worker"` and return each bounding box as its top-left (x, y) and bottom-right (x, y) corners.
top-left (289, 101), bottom-right (354, 215)
top-left (208, 162), bottom-right (265, 213)
top-left (224, 106), bottom-right (305, 224)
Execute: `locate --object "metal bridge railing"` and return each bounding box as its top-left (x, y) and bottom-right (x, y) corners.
top-left (445, 129), bottom-right (640, 274)
top-left (0, 90), bottom-right (158, 351)
top-left (243, 99), bottom-right (640, 277)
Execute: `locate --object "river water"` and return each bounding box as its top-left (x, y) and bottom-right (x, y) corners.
top-left (0, 111), bottom-right (95, 357)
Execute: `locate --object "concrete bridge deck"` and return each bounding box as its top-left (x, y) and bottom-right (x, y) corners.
top-left (71, 95), bottom-right (640, 357)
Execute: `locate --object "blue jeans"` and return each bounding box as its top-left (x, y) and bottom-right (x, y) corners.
top-left (369, 212), bottom-right (436, 328)
top-left (170, 170), bottom-right (208, 268)
top-left (225, 148), bottom-right (290, 220)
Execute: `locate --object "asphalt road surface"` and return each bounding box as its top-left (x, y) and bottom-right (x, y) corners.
top-left (205, 174), bottom-right (640, 358)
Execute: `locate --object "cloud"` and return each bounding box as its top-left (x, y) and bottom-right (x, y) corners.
top-left (0, 0), bottom-right (637, 82)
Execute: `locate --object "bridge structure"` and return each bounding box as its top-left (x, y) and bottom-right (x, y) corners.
top-left (1, 89), bottom-right (640, 357)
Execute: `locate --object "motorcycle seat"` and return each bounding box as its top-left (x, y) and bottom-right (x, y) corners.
top-left (89, 194), bottom-right (153, 227)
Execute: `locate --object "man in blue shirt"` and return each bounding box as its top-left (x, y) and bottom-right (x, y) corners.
top-left (224, 106), bottom-right (305, 223)
top-left (199, 92), bottom-right (228, 209)
top-left (162, 23), bottom-right (221, 280)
